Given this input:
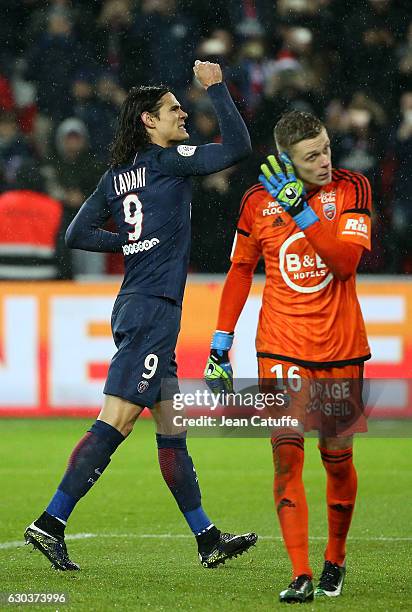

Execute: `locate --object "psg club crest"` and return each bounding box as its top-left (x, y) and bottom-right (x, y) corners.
top-left (137, 380), bottom-right (149, 393)
top-left (323, 202), bottom-right (336, 221)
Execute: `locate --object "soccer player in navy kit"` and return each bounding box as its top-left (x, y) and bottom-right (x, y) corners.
top-left (24, 61), bottom-right (257, 571)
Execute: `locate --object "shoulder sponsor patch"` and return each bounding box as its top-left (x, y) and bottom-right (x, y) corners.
top-left (343, 216), bottom-right (369, 237)
top-left (177, 145), bottom-right (197, 157)
top-left (337, 213), bottom-right (371, 249)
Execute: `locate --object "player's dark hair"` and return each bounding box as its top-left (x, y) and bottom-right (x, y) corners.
top-left (110, 85), bottom-right (170, 167)
top-left (274, 111), bottom-right (324, 152)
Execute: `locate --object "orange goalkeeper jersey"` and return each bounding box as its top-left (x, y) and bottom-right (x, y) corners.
top-left (232, 169), bottom-right (372, 367)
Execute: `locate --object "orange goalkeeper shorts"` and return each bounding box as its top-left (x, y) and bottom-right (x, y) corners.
top-left (257, 357), bottom-right (367, 437)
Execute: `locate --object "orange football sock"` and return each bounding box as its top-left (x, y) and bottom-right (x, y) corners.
top-left (272, 435), bottom-right (312, 579)
top-left (319, 446), bottom-right (357, 566)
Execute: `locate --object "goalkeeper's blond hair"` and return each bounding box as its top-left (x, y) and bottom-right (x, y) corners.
top-left (274, 111), bottom-right (324, 153)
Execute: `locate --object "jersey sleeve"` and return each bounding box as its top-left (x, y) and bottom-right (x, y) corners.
top-left (336, 172), bottom-right (372, 250)
top-left (65, 171), bottom-right (125, 253)
top-left (230, 184), bottom-right (263, 264)
top-left (156, 83), bottom-right (251, 176)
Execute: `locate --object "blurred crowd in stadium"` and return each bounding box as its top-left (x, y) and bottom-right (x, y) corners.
top-left (0, 0), bottom-right (411, 278)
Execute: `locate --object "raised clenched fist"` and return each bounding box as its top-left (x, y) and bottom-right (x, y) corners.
top-left (193, 60), bottom-right (223, 89)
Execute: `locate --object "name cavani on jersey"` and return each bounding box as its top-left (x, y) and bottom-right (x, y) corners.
top-left (113, 167), bottom-right (146, 195)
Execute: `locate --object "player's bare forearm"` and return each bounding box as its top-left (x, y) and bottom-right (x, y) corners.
top-left (217, 262), bottom-right (255, 331)
top-left (303, 222), bottom-right (363, 281)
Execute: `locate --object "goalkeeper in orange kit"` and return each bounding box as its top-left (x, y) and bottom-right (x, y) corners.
top-left (204, 111), bottom-right (372, 603)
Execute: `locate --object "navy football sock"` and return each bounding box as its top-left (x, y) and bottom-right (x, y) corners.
top-left (156, 433), bottom-right (216, 536)
top-left (33, 511), bottom-right (66, 539)
top-left (45, 420), bottom-right (125, 524)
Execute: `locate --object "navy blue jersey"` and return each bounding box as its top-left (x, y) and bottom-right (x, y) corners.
top-left (65, 83), bottom-right (251, 304)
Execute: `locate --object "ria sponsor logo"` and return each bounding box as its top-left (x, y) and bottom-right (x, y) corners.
top-left (122, 237), bottom-right (159, 256)
top-left (344, 216), bottom-right (368, 235)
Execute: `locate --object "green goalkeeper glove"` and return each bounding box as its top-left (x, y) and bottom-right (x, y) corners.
top-left (259, 153), bottom-right (319, 230)
top-left (204, 331), bottom-right (234, 395)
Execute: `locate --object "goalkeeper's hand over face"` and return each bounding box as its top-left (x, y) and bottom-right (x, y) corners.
top-left (259, 153), bottom-right (319, 230)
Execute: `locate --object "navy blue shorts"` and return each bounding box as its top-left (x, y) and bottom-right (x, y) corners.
top-left (104, 293), bottom-right (181, 408)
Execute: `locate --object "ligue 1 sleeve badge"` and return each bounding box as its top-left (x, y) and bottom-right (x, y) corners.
top-left (177, 145), bottom-right (197, 157)
top-left (323, 202), bottom-right (336, 220)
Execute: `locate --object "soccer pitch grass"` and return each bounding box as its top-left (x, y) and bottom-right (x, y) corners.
top-left (0, 419), bottom-right (411, 611)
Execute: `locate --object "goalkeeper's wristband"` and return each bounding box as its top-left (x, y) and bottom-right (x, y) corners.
top-left (210, 330), bottom-right (234, 351)
top-left (293, 205), bottom-right (319, 230)
top-left (283, 194), bottom-right (306, 217)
